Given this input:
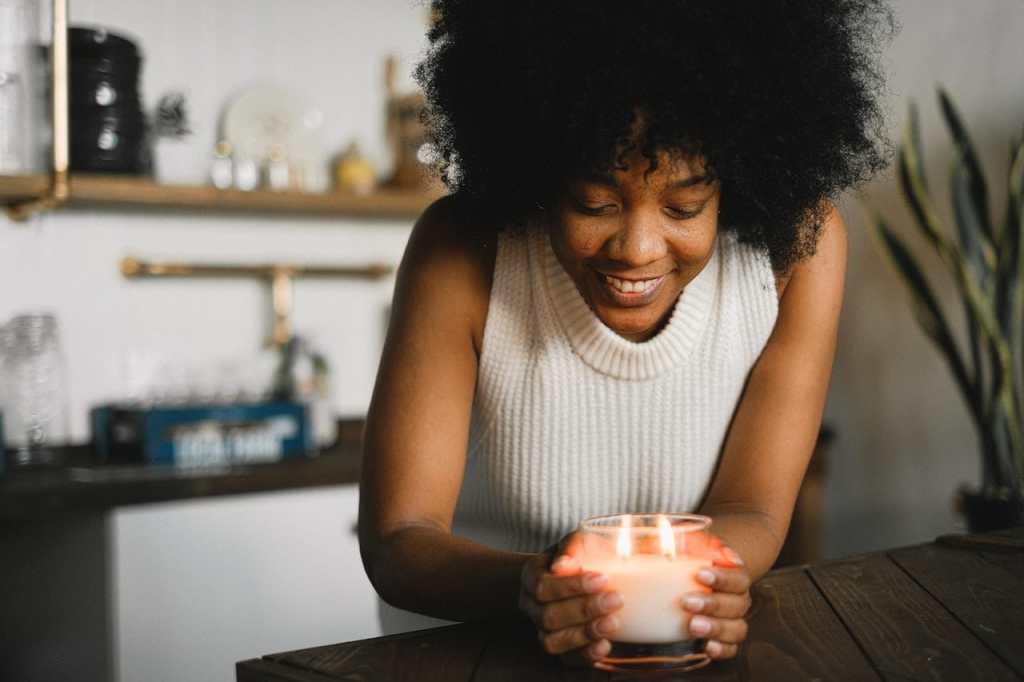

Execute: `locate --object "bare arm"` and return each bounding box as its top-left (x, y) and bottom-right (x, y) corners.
top-left (698, 205), bottom-right (848, 580)
top-left (358, 198), bottom-right (530, 621)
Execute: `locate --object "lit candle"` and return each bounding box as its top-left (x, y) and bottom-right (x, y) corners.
top-left (579, 513), bottom-right (713, 644)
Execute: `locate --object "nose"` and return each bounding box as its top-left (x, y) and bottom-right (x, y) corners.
top-left (605, 210), bottom-right (668, 268)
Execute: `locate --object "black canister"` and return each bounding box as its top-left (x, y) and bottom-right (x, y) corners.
top-left (69, 26), bottom-right (151, 175)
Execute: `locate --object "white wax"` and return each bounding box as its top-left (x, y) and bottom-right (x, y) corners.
top-left (583, 554), bottom-right (712, 644)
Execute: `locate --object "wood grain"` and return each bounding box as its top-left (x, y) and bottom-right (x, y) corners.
top-left (237, 658), bottom-right (342, 682)
top-left (70, 175), bottom-right (438, 218)
top-left (809, 553), bottom-right (1019, 681)
top-left (890, 543), bottom-right (1024, 677)
top-left (732, 567), bottom-right (879, 681)
top-left (266, 624), bottom-right (487, 682)
top-left (0, 173), bottom-right (440, 219)
top-left (0, 174), bottom-right (48, 202)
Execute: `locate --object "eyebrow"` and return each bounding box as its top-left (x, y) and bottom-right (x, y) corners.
top-left (582, 172), bottom-right (710, 190)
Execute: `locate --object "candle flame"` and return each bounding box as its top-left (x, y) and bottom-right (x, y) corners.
top-left (658, 515), bottom-right (676, 559)
top-left (616, 515), bottom-right (632, 558)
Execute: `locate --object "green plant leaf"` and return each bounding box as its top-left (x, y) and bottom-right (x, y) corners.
top-left (873, 220), bottom-right (976, 417)
top-left (898, 106), bottom-right (1023, 476)
top-left (951, 151), bottom-right (997, 287)
top-left (939, 88), bottom-right (995, 241)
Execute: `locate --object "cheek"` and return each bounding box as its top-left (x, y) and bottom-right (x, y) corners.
top-left (552, 218), bottom-right (607, 263)
top-left (670, 223), bottom-right (718, 268)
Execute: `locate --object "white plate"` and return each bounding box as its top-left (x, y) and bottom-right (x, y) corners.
top-left (221, 85), bottom-right (323, 166)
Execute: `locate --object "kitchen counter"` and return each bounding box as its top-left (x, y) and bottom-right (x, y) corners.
top-left (0, 419), bottom-right (364, 521)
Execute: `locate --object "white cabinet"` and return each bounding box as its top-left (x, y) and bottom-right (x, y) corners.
top-left (113, 485), bottom-right (380, 682)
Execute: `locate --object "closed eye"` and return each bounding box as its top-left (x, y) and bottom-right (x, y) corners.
top-left (665, 204), bottom-right (704, 220)
top-left (573, 200), bottom-right (618, 216)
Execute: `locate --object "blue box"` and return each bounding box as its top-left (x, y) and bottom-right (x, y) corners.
top-left (91, 401), bottom-right (314, 467)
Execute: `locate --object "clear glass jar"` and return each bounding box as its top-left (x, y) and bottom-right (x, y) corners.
top-left (1, 313), bottom-right (70, 465)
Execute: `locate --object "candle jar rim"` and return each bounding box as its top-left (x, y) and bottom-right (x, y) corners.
top-left (579, 512), bottom-right (711, 535)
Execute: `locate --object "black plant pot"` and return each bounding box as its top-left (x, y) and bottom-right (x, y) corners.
top-left (958, 486), bottom-right (1024, 533)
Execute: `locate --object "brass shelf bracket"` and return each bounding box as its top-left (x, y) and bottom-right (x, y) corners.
top-left (120, 257), bottom-right (394, 348)
top-left (7, 0), bottom-right (70, 222)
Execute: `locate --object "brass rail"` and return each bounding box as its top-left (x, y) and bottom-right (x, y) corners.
top-left (121, 257), bottom-right (394, 347)
top-left (7, 0), bottom-right (70, 221)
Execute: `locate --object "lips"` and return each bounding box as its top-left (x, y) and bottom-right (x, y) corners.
top-left (596, 271), bottom-right (667, 307)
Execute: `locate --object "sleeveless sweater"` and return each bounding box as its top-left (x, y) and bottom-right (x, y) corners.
top-left (450, 227), bottom-right (779, 553)
top-left (377, 226), bottom-right (778, 634)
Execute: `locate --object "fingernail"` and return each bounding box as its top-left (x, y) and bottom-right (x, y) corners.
top-left (599, 591), bottom-right (624, 611)
top-left (595, 615), bottom-right (619, 637)
top-left (697, 569), bottom-right (716, 586)
top-left (689, 615), bottom-right (711, 636)
top-left (705, 640), bottom-right (722, 656)
top-left (682, 595), bottom-right (705, 612)
top-left (724, 547), bottom-right (745, 566)
top-left (552, 556), bottom-right (571, 571)
top-left (590, 639), bottom-right (611, 659)
top-left (583, 573), bottom-right (608, 592)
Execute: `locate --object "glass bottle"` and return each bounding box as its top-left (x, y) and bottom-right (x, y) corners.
top-left (3, 313), bottom-right (70, 465)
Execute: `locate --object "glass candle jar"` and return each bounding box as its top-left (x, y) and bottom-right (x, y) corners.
top-left (579, 512), bottom-right (714, 673)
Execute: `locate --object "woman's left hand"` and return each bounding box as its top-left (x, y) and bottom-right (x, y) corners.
top-left (680, 532), bottom-right (752, 660)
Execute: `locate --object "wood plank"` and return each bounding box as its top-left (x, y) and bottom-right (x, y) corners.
top-left (809, 553), bottom-right (1018, 681)
top-left (266, 624), bottom-right (488, 682)
top-left (68, 174), bottom-right (439, 219)
top-left (461, 620), bottom-right (613, 682)
top-left (237, 658), bottom-right (341, 682)
top-left (0, 173), bottom-right (48, 201)
top-left (937, 526), bottom-right (1024, 553)
top-left (731, 567), bottom-right (879, 681)
top-left (890, 543), bottom-right (1024, 677)
top-left (467, 568), bottom-right (876, 682)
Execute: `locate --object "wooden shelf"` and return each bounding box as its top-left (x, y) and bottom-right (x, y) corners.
top-left (1, 173), bottom-right (440, 220)
top-left (0, 174), bottom-right (50, 203)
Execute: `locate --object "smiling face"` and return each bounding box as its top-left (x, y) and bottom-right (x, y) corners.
top-left (547, 152), bottom-right (721, 342)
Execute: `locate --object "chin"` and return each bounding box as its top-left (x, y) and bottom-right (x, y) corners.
top-left (596, 308), bottom-right (660, 341)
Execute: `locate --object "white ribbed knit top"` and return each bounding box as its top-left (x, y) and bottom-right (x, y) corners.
top-left (450, 227), bottom-right (779, 553)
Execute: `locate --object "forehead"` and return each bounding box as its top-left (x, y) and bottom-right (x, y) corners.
top-left (583, 150), bottom-right (708, 189)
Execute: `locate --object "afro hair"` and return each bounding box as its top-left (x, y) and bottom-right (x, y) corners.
top-left (415, 0), bottom-right (894, 271)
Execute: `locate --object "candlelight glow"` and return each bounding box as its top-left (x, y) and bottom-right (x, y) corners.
top-left (617, 514), bottom-right (632, 558)
top-left (658, 514), bottom-right (676, 559)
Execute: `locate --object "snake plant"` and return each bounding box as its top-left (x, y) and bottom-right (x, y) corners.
top-left (874, 88), bottom-right (1024, 500)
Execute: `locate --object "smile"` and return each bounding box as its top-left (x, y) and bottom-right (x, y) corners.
top-left (603, 274), bottom-right (663, 294)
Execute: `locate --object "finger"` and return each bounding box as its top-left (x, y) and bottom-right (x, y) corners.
top-left (551, 533), bottom-right (584, 575)
top-left (713, 546), bottom-right (745, 569)
top-left (705, 640), bottom-right (739, 660)
top-left (682, 531), bottom-right (724, 559)
top-left (539, 623), bottom-right (598, 656)
top-left (688, 614), bottom-right (748, 644)
top-left (559, 638), bottom-right (612, 667)
top-left (521, 552), bottom-right (555, 598)
top-left (533, 570), bottom-right (608, 603)
top-left (681, 591), bottom-right (752, 619)
top-left (539, 593), bottom-right (623, 632)
top-left (695, 566), bottom-right (751, 595)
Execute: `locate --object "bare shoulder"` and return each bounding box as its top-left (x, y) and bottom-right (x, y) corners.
top-left (775, 202), bottom-right (848, 300)
top-left (394, 195), bottom-right (498, 352)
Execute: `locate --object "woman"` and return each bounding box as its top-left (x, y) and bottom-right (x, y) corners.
top-left (359, 0), bottom-right (890, 666)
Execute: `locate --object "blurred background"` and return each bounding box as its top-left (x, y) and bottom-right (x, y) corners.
top-left (0, 1), bottom-right (1021, 680)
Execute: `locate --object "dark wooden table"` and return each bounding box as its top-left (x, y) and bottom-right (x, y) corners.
top-left (238, 526), bottom-right (1024, 681)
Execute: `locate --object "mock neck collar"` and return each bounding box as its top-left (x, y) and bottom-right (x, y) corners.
top-left (534, 229), bottom-right (719, 380)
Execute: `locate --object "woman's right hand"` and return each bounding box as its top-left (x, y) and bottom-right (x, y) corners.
top-left (517, 533), bottom-right (624, 666)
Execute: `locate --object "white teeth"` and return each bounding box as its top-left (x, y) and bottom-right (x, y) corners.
top-left (604, 275), bottom-right (659, 294)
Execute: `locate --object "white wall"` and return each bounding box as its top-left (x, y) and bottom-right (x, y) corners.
top-left (824, 0), bottom-right (1024, 555)
top-left (1, 0), bottom-right (431, 439)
